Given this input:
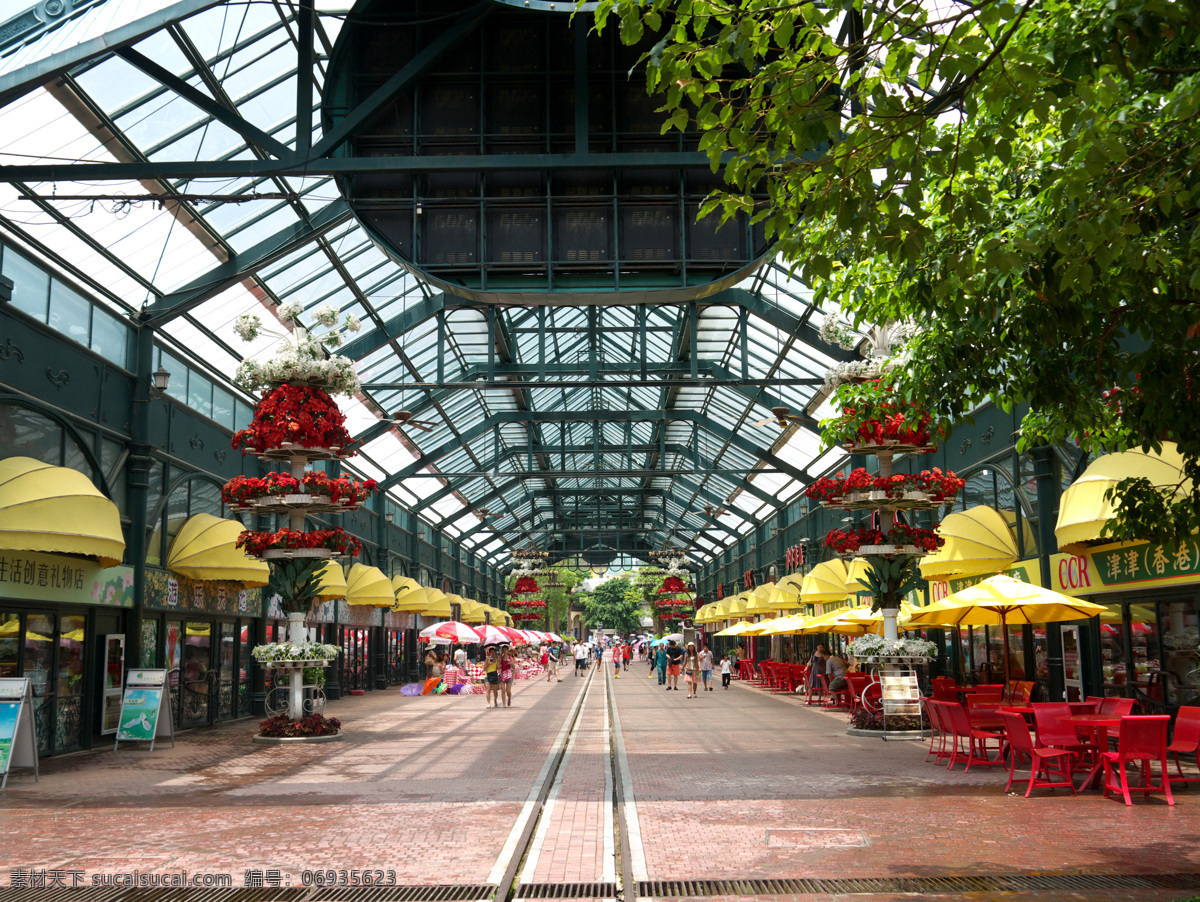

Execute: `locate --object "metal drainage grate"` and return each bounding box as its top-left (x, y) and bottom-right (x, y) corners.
top-left (637, 872), bottom-right (1200, 896)
top-left (306, 887), bottom-right (496, 902)
top-left (515, 884), bottom-right (618, 899)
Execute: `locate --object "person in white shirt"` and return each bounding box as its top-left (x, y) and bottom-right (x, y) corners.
top-left (574, 642), bottom-right (588, 676)
top-left (720, 655), bottom-right (732, 689)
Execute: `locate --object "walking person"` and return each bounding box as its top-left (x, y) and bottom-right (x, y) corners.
top-left (484, 647), bottom-right (500, 708)
top-left (547, 643), bottom-right (561, 682)
top-left (574, 641), bottom-right (587, 676)
top-left (655, 642), bottom-right (667, 685)
top-left (623, 644), bottom-right (631, 671)
top-left (665, 639), bottom-right (684, 691)
top-left (613, 645), bottom-right (622, 679)
top-left (499, 646), bottom-right (515, 707)
top-left (720, 654), bottom-right (732, 689)
top-left (683, 642), bottom-right (700, 698)
top-left (698, 643), bottom-right (714, 692)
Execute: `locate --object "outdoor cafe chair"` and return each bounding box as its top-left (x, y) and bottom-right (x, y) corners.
top-left (1098, 697), bottom-right (1136, 718)
top-left (1000, 711), bottom-right (1076, 797)
top-left (846, 673), bottom-right (872, 712)
top-left (1166, 706), bottom-right (1200, 783)
top-left (924, 699), bottom-right (951, 764)
top-left (790, 664), bottom-right (808, 693)
top-left (1032, 703), bottom-right (1090, 764)
top-left (932, 679), bottom-right (959, 703)
top-left (1101, 715), bottom-right (1175, 806)
top-left (806, 673), bottom-right (828, 706)
top-left (945, 702), bottom-right (1003, 772)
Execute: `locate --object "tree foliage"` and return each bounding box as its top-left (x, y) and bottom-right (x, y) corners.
top-left (581, 576), bottom-right (644, 633)
top-left (594, 0), bottom-right (1200, 545)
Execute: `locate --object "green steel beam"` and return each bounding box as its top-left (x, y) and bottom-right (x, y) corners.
top-left (0, 151), bottom-right (719, 183)
top-left (341, 291), bottom-right (447, 360)
top-left (140, 200), bottom-right (352, 326)
top-left (116, 47), bottom-right (291, 158)
top-left (294, 0), bottom-right (315, 156)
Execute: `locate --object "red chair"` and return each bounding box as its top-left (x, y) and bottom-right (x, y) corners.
top-left (1031, 703), bottom-right (1089, 764)
top-left (1099, 697), bottom-right (1136, 718)
top-left (1102, 715), bottom-right (1175, 806)
top-left (790, 664), bottom-right (808, 693)
top-left (846, 673), bottom-right (871, 712)
top-left (924, 699), bottom-right (951, 764)
top-left (932, 678), bottom-right (959, 703)
top-left (825, 678), bottom-right (853, 711)
top-left (945, 702), bottom-right (1003, 772)
top-left (806, 673), bottom-right (828, 706)
top-left (1000, 711), bottom-right (1076, 797)
top-left (1167, 706), bottom-right (1200, 783)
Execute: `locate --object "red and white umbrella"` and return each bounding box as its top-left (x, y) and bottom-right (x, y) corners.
top-left (420, 621), bottom-right (481, 644)
top-left (474, 624), bottom-right (514, 646)
top-left (546, 632), bottom-right (563, 642)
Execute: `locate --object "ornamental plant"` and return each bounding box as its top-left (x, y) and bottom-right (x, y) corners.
top-left (819, 379), bottom-right (945, 451)
top-left (258, 713), bottom-right (342, 738)
top-left (658, 575), bottom-right (689, 594)
top-left (222, 472), bottom-right (377, 508)
top-left (232, 384), bottom-right (355, 455)
top-left (251, 641), bottom-right (341, 663)
top-left (512, 576), bottom-right (541, 595)
top-left (236, 527), bottom-right (362, 559)
top-left (848, 635), bottom-right (937, 659)
top-left (234, 304), bottom-right (362, 396)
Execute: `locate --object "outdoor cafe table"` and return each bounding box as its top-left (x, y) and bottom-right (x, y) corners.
top-left (1058, 714), bottom-right (1122, 790)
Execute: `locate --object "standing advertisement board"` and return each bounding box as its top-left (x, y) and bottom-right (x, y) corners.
top-left (0, 678), bottom-right (39, 789)
top-left (114, 669), bottom-right (174, 751)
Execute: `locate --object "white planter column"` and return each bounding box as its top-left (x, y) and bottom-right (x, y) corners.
top-left (882, 607), bottom-right (899, 642)
top-left (288, 612), bottom-right (307, 720)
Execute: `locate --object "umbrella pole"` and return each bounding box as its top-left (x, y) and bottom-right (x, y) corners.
top-left (1001, 612), bottom-right (1011, 687)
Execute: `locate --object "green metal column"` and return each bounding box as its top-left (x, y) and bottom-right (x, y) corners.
top-left (1031, 445), bottom-right (1065, 701)
top-left (124, 323), bottom-right (154, 677)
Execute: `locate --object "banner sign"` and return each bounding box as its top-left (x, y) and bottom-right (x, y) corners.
top-left (0, 550), bottom-right (133, 608)
top-left (0, 678), bottom-right (38, 789)
top-left (115, 670), bottom-right (174, 752)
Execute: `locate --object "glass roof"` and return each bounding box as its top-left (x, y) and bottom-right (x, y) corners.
top-left (0, 0), bottom-right (853, 569)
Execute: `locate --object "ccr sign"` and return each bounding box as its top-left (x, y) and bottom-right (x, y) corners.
top-left (1057, 555), bottom-right (1093, 592)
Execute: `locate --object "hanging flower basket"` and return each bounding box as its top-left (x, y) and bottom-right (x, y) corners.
top-left (512, 576), bottom-right (541, 594)
top-left (658, 575), bottom-right (689, 594)
top-left (233, 384), bottom-right (357, 457)
top-left (818, 379), bottom-right (945, 453)
top-left (857, 544), bottom-right (923, 557)
top-left (824, 525), bottom-right (942, 557)
top-left (237, 526), bottom-right (362, 560)
top-left (807, 468), bottom-right (962, 510)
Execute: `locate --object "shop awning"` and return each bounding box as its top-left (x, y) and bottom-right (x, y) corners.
top-left (776, 572), bottom-right (806, 594)
top-left (758, 614), bottom-right (809, 635)
top-left (391, 576), bottom-right (427, 612)
top-left (315, 562), bottom-right (347, 600)
top-left (725, 597), bottom-right (749, 619)
top-left (1055, 443), bottom-right (1188, 554)
top-left (419, 588), bottom-right (453, 619)
top-left (846, 557), bottom-right (873, 595)
top-left (744, 586), bottom-right (774, 616)
top-left (800, 559), bottom-right (850, 604)
top-left (0, 456), bottom-right (125, 568)
top-left (345, 564), bottom-right (394, 607)
top-left (920, 506), bottom-right (1018, 580)
top-left (166, 513), bottom-right (268, 587)
top-left (460, 598), bottom-right (486, 623)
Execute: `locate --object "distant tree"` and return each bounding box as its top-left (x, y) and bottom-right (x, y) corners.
top-left (582, 577), bottom-right (643, 634)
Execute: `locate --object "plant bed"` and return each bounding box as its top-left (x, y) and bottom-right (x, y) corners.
top-left (255, 713), bottom-right (342, 741)
top-left (252, 732), bottom-right (344, 745)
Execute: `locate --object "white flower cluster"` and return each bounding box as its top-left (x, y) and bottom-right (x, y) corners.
top-left (230, 302), bottom-right (366, 397)
top-left (823, 358), bottom-right (886, 388)
top-left (251, 641), bottom-right (341, 663)
top-left (818, 316), bottom-right (862, 351)
top-left (848, 634), bottom-right (937, 659)
top-left (233, 313), bottom-right (261, 342)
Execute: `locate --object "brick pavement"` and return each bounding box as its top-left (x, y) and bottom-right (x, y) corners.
top-left (611, 670), bottom-right (1200, 884)
top-left (0, 675), bottom-right (577, 887)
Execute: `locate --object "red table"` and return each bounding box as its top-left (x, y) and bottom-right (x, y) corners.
top-left (1058, 714), bottom-right (1121, 789)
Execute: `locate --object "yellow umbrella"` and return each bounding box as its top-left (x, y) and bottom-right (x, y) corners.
top-left (0, 456), bottom-right (125, 567)
top-left (839, 601), bottom-right (917, 634)
top-left (1055, 444), bottom-right (1187, 553)
top-left (904, 574), bottom-right (1108, 682)
top-left (712, 620), bottom-right (759, 637)
top-left (315, 561), bottom-right (347, 601)
top-left (757, 614), bottom-right (809, 636)
top-left (766, 586), bottom-right (801, 610)
top-left (798, 604), bottom-right (869, 635)
top-left (166, 513), bottom-right (269, 587)
top-left (800, 559), bottom-right (851, 604)
top-left (345, 563), bottom-right (394, 607)
top-left (919, 506), bottom-right (1018, 581)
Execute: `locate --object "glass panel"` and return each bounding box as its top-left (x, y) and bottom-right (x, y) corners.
top-left (90, 306), bottom-right (130, 368)
top-left (189, 480), bottom-right (222, 517)
top-left (0, 612), bottom-right (18, 678)
top-left (56, 615), bottom-right (86, 753)
top-left (238, 621), bottom-right (252, 716)
top-left (0, 404), bottom-right (63, 465)
top-left (25, 614), bottom-right (54, 755)
top-left (1129, 602), bottom-right (1158, 698)
top-left (1161, 598), bottom-right (1200, 706)
top-left (140, 619), bottom-right (158, 669)
top-left (212, 385), bottom-right (235, 431)
top-left (165, 480), bottom-right (191, 561)
top-left (1099, 603), bottom-right (1127, 693)
top-left (186, 370), bottom-right (213, 419)
top-left (164, 620), bottom-right (182, 722)
top-left (48, 280), bottom-right (91, 344)
top-left (2, 248), bottom-right (50, 321)
top-left (102, 635), bottom-right (125, 734)
top-left (217, 622), bottom-right (235, 720)
top-left (159, 350), bottom-right (188, 403)
top-left (234, 399), bottom-right (254, 432)
top-left (181, 622), bottom-right (211, 728)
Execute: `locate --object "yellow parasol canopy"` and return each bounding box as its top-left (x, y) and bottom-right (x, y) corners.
top-left (798, 604), bottom-right (870, 635)
top-left (166, 513), bottom-right (269, 586)
top-left (315, 561), bottom-right (347, 600)
top-left (345, 564), bottom-right (394, 607)
top-left (391, 577), bottom-right (428, 612)
top-left (904, 574), bottom-right (1108, 682)
top-left (0, 456), bottom-right (125, 568)
top-left (743, 587), bottom-right (774, 616)
top-left (419, 588), bottom-right (453, 618)
top-left (1055, 444), bottom-right (1188, 554)
top-left (800, 559), bottom-right (851, 604)
top-left (920, 506), bottom-right (1018, 580)
top-left (757, 614), bottom-right (809, 635)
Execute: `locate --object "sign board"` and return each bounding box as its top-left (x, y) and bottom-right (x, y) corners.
top-left (114, 669), bottom-right (174, 751)
top-left (0, 678), bottom-right (39, 789)
top-left (880, 673), bottom-right (921, 716)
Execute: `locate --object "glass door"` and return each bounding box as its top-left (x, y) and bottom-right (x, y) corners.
top-left (0, 612), bottom-right (17, 678)
top-left (101, 634), bottom-right (125, 734)
top-left (1061, 624), bottom-right (1084, 701)
top-left (237, 621), bottom-right (252, 717)
top-left (26, 613), bottom-right (55, 754)
top-left (180, 621), bottom-right (212, 727)
top-left (217, 622), bottom-right (235, 721)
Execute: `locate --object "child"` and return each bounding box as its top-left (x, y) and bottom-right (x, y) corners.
top-left (720, 655), bottom-right (732, 690)
top-left (613, 647), bottom-right (621, 679)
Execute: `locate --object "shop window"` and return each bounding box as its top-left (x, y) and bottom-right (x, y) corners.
top-left (1129, 602), bottom-right (1159, 693)
top-left (56, 615), bottom-right (85, 753)
top-left (0, 612), bottom-right (17, 678)
top-left (90, 306), bottom-right (130, 368)
top-left (1161, 598), bottom-right (1200, 706)
top-left (25, 613), bottom-right (54, 755)
top-left (2, 247), bottom-right (50, 320)
top-left (0, 404), bottom-right (63, 466)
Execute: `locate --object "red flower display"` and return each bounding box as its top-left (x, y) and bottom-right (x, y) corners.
top-left (236, 527), bottom-right (362, 558)
top-left (805, 467), bottom-right (965, 507)
top-left (512, 576), bottom-right (541, 595)
top-left (507, 597), bottom-right (546, 608)
top-left (232, 384), bottom-right (356, 455)
top-left (222, 471), bottom-right (377, 508)
top-left (658, 575), bottom-right (689, 594)
top-left (511, 610), bottom-right (544, 623)
top-left (821, 379), bottom-right (946, 451)
top-left (822, 524), bottom-right (943, 556)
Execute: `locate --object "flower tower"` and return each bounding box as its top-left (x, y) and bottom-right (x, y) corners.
top-left (222, 303), bottom-right (374, 725)
top-left (808, 319), bottom-right (964, 642)
top-left (507, 574), bottom-right (547, 628)
top-left (654, 574), bottom-right (694, 630)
